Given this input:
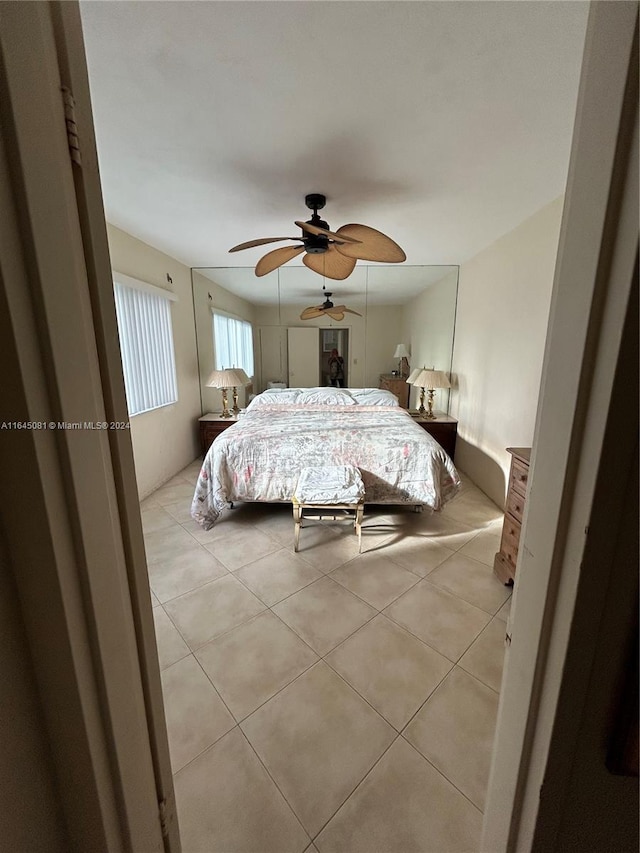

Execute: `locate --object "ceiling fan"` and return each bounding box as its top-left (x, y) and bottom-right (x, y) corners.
top-left (229, 193), bottom-right (406, 280)
top-left (300, 286), bottom-right (363, 322)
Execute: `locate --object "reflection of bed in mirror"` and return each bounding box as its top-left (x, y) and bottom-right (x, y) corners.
top-left (191, 388), bottom-right (460, 529)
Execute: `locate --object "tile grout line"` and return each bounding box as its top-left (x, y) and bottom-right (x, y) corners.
top-left (453, 661), bottom-right (501, 697)
top-left (398, 732), bottom-right (487, 817)
top-left (235, 724), bottom-right (313, 849)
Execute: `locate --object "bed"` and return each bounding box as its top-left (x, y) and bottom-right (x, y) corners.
top-left (191, 387), bottom-right (460, 529)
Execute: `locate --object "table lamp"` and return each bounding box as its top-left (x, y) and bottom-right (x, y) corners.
top-left (205, 368), bottom-right (248, 418)
top-left (393, 344), bottom-right (410, 377)
top-left (229, 368), bottom-right (251, 414)
top-left (412, 368), bottom-right (451, 419)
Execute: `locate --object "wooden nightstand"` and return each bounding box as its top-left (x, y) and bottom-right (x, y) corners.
top-left (199, 413), bottom-right (237, 456)
top-left (379, 374), bottom-right (410, 408)
top-left (411, 413), bottom-right (458, 460)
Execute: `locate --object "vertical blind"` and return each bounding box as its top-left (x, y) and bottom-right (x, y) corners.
top-left (213, 313), bottom-right (254, 376)
top-left (114, 281), bottom-right (178, 416)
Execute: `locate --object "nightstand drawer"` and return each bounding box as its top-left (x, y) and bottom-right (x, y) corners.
top-left (413, 417), bottom-right (458, 461)
top-left (199, 416), bottom-right (236, 455)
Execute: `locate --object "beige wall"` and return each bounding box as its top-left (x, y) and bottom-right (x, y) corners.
top-left (364, 305), bottom-right (405, 388)
top-left (450, 196), bottom-right (564, 506)
top-left (107, 224), bottom-right (201, 499)
top-left (401, 269), bottom-right (459, 411)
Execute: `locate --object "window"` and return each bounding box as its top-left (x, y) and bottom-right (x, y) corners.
top-left (113, 275), bottom-right (178, 416)
top-left (213, 312), bottom-right (254, 377)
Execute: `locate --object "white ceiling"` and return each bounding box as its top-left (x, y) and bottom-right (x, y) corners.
top-left (81, 0), bottom-right (589, 275)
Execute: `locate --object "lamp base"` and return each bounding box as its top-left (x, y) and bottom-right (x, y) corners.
top-left (220, 388), bottom-right (232, 418)
top-left (425, 389), bottom-right (437, 419)
top-left (417, 387), bottom-right (426, 415)
top-left (232, 386), bottom-right (240, 415)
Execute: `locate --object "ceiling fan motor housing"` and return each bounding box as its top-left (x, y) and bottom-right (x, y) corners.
top-left (304, 231), bottom-right (329, 253)
top-left (303, 193), bottom-right (330, 252)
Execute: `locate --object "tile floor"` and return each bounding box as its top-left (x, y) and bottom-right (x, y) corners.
top-left (143, 460), bottom-right (511, 853)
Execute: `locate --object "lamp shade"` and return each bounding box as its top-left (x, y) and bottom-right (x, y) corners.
top-left (205, 368), bottom-right (248, 388)
top-left (393, 343), bottom-right (410, 359)
top-left (233, 368), bottom-right (251, 386)
top-left (406, 367), bottom-right (422, 384)
top-left (412, 369), bottom-right (451, 390)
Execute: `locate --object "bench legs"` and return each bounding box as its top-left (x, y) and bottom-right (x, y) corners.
top-left (293, 503), bottom-right (302, 553)
top-left (355, 504), bottom-right (363, 553)
top-left (293, 502), bottom-right (364, 553)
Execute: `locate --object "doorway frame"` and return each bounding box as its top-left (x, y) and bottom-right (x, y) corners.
top-left (320, 327), bottom-right (350, 387)
top-left (0, 2), bottom-right (179, 850)
top-left (482, 2), bottom-right (638, 849)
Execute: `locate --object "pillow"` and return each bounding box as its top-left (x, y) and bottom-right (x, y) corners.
top-left (350, 389), bottom-right (401, 407)
top-left (245, 389), bottom-right (301, 411)
top-left (297, 388), bottom-right (356, 406)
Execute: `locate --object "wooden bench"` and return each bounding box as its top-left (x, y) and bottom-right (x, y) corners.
top-left (292, 466), bottom-right (365, 554)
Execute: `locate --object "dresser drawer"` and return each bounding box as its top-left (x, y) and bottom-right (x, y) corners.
top-left (500, 515), bottom-right (522, 568)
top-left (510, 459), bottom-right (529, 498)
top-left (505, 487), bottom-right (526, 525)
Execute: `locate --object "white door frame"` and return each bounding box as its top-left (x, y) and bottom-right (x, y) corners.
top-left (482, 2), bottom-right (638, 849)
top-left (0, 3), bottom-right (178, 850)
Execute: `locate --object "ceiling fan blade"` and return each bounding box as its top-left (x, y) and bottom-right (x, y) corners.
top-left (300, 305), bottom-right (325, 320)
top-left (331, 305), bottom-right (363, 318)
top-left (303, 245), bottom-right (357, 280)
top-left (325, 310), bottom-right (346, 321)
top-left (333, 224), bottom-right (406, 263)
top-left (229, 237), bottom-right (301, 252)
top-left (255, 245), bottom-right (305, 277)
top-left (294, 221), bottom-right (361, 244)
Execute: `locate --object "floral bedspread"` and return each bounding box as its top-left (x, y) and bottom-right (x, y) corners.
top-left (191, 404), bottom-right (460, 529)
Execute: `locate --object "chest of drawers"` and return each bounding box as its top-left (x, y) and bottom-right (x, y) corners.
top-left (494, 447), bottom-right (531, 584)
top-left (379, 374), bottom-right (410, 408)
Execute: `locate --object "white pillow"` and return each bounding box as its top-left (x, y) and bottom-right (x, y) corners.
top-left (297, 388), bottom-right (356, 405)
top-left (350, 389), bottom-right (400, 407)
top-left (245, 389), bottom-right (301, 411)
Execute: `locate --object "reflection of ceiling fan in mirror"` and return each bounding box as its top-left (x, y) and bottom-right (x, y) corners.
top-left (300, 286), bottom-right (363, 322)
top-left (229, 193), bottom-right (406, 280)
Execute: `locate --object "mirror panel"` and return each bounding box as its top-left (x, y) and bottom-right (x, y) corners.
top-left (192, 264), bottom-right (458, 414)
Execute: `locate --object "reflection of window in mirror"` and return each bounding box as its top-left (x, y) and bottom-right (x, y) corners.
top-left (212, 312), bottom-right (254, 376)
